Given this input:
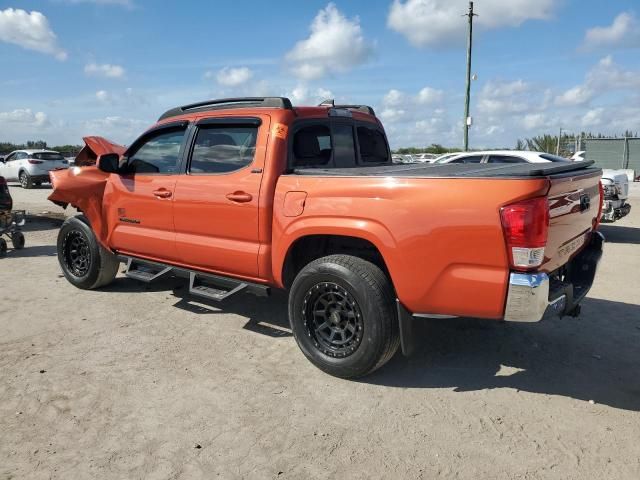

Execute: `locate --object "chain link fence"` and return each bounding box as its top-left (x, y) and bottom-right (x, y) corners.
top-left (581, 137), bottom-right (640, 179)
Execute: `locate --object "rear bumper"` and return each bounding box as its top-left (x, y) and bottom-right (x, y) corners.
top-left (503, 231), bottom-right (604, 322)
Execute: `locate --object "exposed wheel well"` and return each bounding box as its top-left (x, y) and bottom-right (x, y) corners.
top-left (282, 235), bottom-right (391, 289)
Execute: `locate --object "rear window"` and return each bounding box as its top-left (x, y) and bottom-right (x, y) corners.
top-left (357, 126), bottom-right (389, 164)
top-left (539, 154), bottom-right (571, 163)
top-left (32, 152), bottom-right (64, 161)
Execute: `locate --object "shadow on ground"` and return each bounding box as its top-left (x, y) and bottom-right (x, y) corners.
top-left (101, 274), bottom-right (640, 411)
top-left (599, 224), bottom-right (640, 245)
top-left (365, 297), bottom-right (640, 411)
top-left (5, 245), bottom-right (57, 258)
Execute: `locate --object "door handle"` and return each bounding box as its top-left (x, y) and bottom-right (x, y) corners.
top-left (152, 188), bottom-right (172, 199)
top-left (226, 191), bottom-right (253, 203)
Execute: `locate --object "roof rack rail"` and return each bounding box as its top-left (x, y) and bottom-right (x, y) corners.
top-left (317, 100), bottom-right (376, 117)
top-left (158, 97), bottom-right (293, 121)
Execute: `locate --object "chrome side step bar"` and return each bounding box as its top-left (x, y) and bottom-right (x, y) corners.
top-left (120, 255), bottom-right (270, 301)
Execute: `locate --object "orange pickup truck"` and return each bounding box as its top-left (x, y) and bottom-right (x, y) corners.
top-left (49, 97), bottom-right (604, 378)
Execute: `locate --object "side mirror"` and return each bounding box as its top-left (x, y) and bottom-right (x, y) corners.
top-left (98, 153), bottom-right (121, 173)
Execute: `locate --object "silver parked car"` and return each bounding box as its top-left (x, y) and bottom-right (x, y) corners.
top-left (0, 149), bottom-right (69, 188)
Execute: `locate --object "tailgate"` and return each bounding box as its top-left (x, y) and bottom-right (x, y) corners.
top-left (544, 170), bottom-right (601, 272)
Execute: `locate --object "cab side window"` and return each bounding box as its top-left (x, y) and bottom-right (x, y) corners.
top-left (15, 152), bottom-right (28, 160)
top-left (126, 128), bottom-right (186, 174)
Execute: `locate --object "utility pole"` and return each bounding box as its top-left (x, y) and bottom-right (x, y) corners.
top-left (463, 1), bottom-right (477, 151)
top-left (556, 127), bottom-right (563, 155)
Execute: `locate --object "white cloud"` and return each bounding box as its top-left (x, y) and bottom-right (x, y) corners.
top-left (581, 108), bottom-right (606, 128)
top-left (211, 66), bottom-right (253, 87)
top-left (417, 86), bottom-right (444, 104)
top-left (95, 90), bottom-right (111, 103)
top-left (285, 85), bottom-right (334, 105)
top-left (555, 56), bottom-right (640, 107)
top-left (583, 12), bottom-right (640, 50)
top-left (521, 113), bottom-right (547, 131)
top-left (387, 0), bottom-right (557, 48)
top-left (477, 80), bottom-right (535, 115)
top-left (0, 108), bottom-right (49, 127)
top-left (286, 3), bottom-right (374, 80)
top-left (0, 8), bottom-right (67, 60)
top-left (84, 62), bottom-right (126, 79)
top-left (377, 87), bottom-right (453, 147)
top-left (83, 116), bottom-right (149, 143)
top-left (555, 85), bottom-right (595, 106)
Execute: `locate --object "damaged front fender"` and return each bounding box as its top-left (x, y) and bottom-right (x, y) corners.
top-left (48, 166), bottom-right (112, 248)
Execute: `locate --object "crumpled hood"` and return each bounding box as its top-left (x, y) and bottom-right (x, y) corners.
top-left (75, 136), bottom-right (126, 167)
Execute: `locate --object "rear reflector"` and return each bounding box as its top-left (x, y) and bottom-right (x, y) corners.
top-left (500, 197), bottom-right (549, 270)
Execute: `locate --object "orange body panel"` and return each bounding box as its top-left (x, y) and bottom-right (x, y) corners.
top-left (48, 104), bottom-right (600, 321)
top-left (271, 175), bottom-right (550, 318)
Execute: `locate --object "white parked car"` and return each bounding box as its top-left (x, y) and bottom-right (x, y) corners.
top-left (434, 150), bottom-right (570, 164)
top-left (0, 149), bottom-right (69, 188)
top-left (413, 153), bottom-right (439, 163)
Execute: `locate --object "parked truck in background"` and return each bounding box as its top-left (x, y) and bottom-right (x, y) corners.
top-left (48, 97), bottom-right (605, 378)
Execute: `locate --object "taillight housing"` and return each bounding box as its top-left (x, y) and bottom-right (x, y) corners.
top-left (28, 159), bottom-right (43, 165)
top-left (500, 196), bottom-right (549, 270)
top-left (594, 181), bottom-right (604, 230)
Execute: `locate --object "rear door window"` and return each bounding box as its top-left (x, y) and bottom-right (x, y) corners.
top-left (449, 155), bottom-right (484, 164)
top-left (189, 125), bottom-right (257, 174)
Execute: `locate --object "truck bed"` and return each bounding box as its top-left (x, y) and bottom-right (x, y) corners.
top-left (294, 160), bottom-right (600, 179)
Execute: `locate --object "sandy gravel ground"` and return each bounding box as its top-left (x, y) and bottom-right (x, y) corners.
top-left (1, 183), bottom-right (639, 480)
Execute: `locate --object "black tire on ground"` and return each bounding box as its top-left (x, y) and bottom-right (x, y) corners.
top-left (0, 238), bottom-right (7, 257)
top-left (288, 254), bottom-right (400, 379)
top-left (19, 171), bottom-right (33, 189)
top-left (10, 231), bottom-right (25, 249)
top-left (57, 215), bottom-right (120, 290)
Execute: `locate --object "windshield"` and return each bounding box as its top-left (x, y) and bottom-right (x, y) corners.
top-left (32, 152), bottom-right (64, 161)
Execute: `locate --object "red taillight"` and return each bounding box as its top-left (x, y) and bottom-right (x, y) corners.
top-left (28, 159), bottom-right (43, 164)
top-left (594, 181), bottom-right (604, 230)
top-left (500, 196), bottom-right (549, 270)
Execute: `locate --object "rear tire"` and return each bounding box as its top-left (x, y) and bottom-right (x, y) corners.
top-left (57, 216), bottom-right (120, 289)
top-left (288, 255), bottom-right (399, 378)
top-left (0, 238), bottom-right (7, 257)
top-left (10, 231), bottom-right (25, 250)
top-left (19, 171), bottom-right (33, 189)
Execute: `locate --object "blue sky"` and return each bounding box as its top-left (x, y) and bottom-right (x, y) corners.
top-left (1, 0), bottom-right (639, 148)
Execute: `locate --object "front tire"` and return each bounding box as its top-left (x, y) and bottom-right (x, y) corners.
top-left (57, 216), bottom-right (120, 289)
top-left (19, 171), bottom-right (33, 189)
top-left (10, 231), bottom-right (25, 249)
top-left (288, 255), bottom-right (399, 378)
